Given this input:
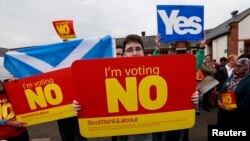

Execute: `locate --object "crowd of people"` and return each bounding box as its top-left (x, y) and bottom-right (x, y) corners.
top-left (1, 33), bottom-right (250, 141)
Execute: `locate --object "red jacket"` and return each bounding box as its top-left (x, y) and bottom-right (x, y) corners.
top-left (0, 93), bottom-right (27, 139)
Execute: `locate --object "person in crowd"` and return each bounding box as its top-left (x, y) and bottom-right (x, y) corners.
top-left (116, 44), bottom-right (124, 57)
top-left (212, 59), bottom-right (219, 68)
top-left (73, 34), bottom-right (200, 141)
top-left (200, 55), bottom-right (217, 112)
top-left (213, 57), bottom-right (227, 84)
top-left (0, 79), bottom-right (30, 141)
top-left (238, 53), bottom-right (250, 60)
top-left (216, 57), bottom-right (250, 127)
top-left (214, 54), bottom-right (237, 92)
top-left (238, 53), bottom-right (250, 72)
top-left (216, 57), bottom-right (227, 70)
top-left (57, 116), bottom-right (87, 141)
top-left (56, 36), bottom-right (88, 141)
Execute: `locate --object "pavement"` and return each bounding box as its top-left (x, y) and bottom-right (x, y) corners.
top-left (27, 108), bottom-right (218, 141)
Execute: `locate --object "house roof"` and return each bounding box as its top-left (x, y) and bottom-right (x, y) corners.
top-left (115, 35), bottom-right (171, 50)
top-left (0, 46), bottom-right (36, 57)
top-left (206, 8), bottom-right (250, 40)
top-left (0, 48), bottom-right (9, 57)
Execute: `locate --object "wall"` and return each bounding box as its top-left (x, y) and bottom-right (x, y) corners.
top-left (212, 35), bottom-right (228, 61)
top-left (238, 14), bottom-right (250, 55)
top-left (238, 14), bottom-right (250, 40)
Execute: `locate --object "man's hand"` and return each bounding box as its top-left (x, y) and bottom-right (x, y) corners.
top-left (73, 100), bottom-right (81, 115)
top-left (191, 91), bottom-right (200, 104)
top-left (199, 31), bottom-right (206, 48)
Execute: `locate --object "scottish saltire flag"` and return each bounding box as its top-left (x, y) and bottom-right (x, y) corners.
top-left (4, 35), bottom-right (115, 78)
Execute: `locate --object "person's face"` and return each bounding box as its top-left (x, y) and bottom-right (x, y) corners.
top-left (175, 42), bottom-right (187, 48)
top-left (205, 56), bottom-right (212, 63)
top-left (221, 61), bottom-right (227, 67)
top-left (124, 42), bottom-right (144, 57)
top-left (228, 57), bottom-right (237, 66)
top-left (116, 48), bottom-right (123, 57)
top-left (234, 61), bottom-right (247, 75)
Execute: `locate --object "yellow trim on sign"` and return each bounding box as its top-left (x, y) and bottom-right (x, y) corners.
top-left (79, 109), bottom-right (195, 138)
top-left (16, 104), bottom-right (76, 126)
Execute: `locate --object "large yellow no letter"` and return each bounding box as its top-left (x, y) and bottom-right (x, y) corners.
top-left (105, 75), bottom-right (168, 113)
top-left (139, 76), bottom-right (167, 110)
top-left (25, 84), bottom-right (63, 110)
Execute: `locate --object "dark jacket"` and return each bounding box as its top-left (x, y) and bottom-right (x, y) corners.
top-left (217, 75), bottom-right (250, 126)
top-left (214, 66), bottom-right (228, 92)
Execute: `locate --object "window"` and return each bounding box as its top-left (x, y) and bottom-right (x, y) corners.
top-left (246, 44), bottom-right (250, 54)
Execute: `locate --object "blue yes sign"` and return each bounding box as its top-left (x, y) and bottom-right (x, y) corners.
top-left (157, 5), bottom-right (204, 42)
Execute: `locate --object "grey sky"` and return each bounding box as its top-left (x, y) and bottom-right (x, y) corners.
top-left (0, 0), bottom-right (249, 48)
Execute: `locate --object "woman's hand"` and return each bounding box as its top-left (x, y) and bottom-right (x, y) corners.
top-left (7, 120), bottom-right (26, 128)
top-left (217, 100), bottom-right (234, 111)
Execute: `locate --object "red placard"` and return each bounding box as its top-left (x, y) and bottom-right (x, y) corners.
top-left (221, 91), bottom-right (237, 109)
top-left (72, 55), bottom-right (197, 137)
top-left (52, 20), bottom-right (76, 40)
top-left (4, 68), bottom-right (76, 126)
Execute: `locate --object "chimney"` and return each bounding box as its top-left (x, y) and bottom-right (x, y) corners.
top-left (141, 31), bottom-right (145, 37)
top-left (231, 10), bottom-right (238, 17)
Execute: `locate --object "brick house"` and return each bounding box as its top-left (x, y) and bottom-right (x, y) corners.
top-left (206, 8), bottom-right (250, 61)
